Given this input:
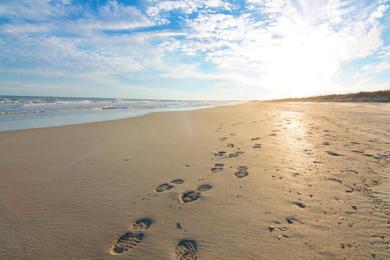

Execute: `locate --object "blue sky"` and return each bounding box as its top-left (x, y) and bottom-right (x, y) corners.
top-left (0, 0), bottom-right (389, 100)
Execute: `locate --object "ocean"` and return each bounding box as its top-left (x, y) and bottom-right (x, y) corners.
top-left (0, 95), bottom-right (236, 131)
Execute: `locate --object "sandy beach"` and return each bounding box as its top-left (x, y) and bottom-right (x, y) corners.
top-left (0, 101), bottom-right (389, 259)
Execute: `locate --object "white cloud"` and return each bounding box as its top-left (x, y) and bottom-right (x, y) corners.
top-left (162, 0), bottom-right (388, 97)
top-left (146, 0), bottom-right (234, 24)
top-left (0, 0), bottom-right (163, 77)
top-left (362, 61), bottom-right (390, 75)
top-left (97, 0), bottom-right (154, 29)
top-left (0, 23), bottom-right (53, 34)
top-left (0, 0), bottom-right (154, 36)
top-left (355, 45), bottom-right (390, 84)
top-left (0, 0), bottom-right (70, 20)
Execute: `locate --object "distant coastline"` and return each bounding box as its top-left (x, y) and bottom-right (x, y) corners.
top-left (269, 89), bottom-right (390, 102)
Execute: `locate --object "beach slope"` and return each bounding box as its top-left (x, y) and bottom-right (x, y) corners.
top-left (0, 102), bottom-right (389, 259)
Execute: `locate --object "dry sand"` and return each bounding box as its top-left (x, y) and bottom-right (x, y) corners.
top-left (0, 102), bottom-right (389, 259)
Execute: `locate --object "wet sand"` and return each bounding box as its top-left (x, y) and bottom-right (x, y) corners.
top-left (0, 102), bottom-right (389, 259)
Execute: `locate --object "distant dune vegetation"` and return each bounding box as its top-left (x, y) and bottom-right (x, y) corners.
top-left (272, 89), bottom-right (390, 102)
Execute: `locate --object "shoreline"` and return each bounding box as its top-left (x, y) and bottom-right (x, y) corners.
top-left (0, 101), bottom-right (244, 133)
top-left (0, 101), bottom-right (389, 259)
top-left (2, 100), bottom-right (389, 133)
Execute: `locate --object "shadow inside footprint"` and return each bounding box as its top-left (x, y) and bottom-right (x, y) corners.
top-left (211, 163), bottom-right (224, 173)
top-left (111, 232), bottom-right (144, 255)
top-left (174, 239), bottom-right (197, 260)
top-left (291, 201), bottom-right (306, 209)
top-left (326, 151), bottom-right (342, 156)
top-left (156, 183), bottom-right (174, 192)
top-left (180, 191), bottom-right (201, 203)
top-left (234, 171), bottom-right (248, 178)
top-left (234, 165), bottom-right (249, 178)
top-left (197, 184), bottom-right (213, 192)
top-left (132, 218), bottom-right (153, 230)
top-left (237, 165), bottom-right (248, 171)
top-left (214, 151), bottom-right (226, 158)
top-left (229, 151), bottom-right (244, 158)
top-left (171, 179), bottom-right (184, 185)
top-left (286, 216), bottom-right (304, 224)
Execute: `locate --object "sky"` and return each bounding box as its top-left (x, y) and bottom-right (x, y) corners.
top-left (0, 0), bottom-right (389, 100)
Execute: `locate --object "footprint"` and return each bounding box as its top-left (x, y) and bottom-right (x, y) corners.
top-left (326, 151), bottom-right (342, 156)
top-left (304, 149), bottom-right (313, 155)
top-left (344, 186), bottom-right (354, 193)
top-left (174, 239), bottom-right (197, 260)
top-left (291, 201), bottom-right (306, 208)
top-left (286, 216), bottom-right (304, 224)
top-left (234, 165), bottom-right (249, 178)
top-left (252, 144), bottom-right (262, 149)
top-left (211, 163), bottom-right (224, 173)
top-left (373, 151), bottom-right (390, 160)
top-left (197, 184), bottom-right (213, 192)
top-left (286, 216), bottom-right (297, 224)
top-left (171, 179), bottom-right (185, 185)
top-left (156, 183), bottom-right (174, 192)
top-left (111, 218), bottom-right (153, 255)
top-left (111, 232), bottom-right (144, 255)
top-left (237, 165), bottom-right (248, 171)
top-left (180, 191), bottom-right (201, 203)
top-left (131, 218), bottom-right (153, 230)
top-left (229, 151), bottom-right (244, 158)
top-left (325, 177), bottom-right (342, 184)
top-left (214, 151), bottom-right (226, 158)
top-left (226, 143), bottom-right (235, 148)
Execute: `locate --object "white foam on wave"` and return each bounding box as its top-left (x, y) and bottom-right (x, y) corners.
top-left (0, 96), bottom-right (239, 131)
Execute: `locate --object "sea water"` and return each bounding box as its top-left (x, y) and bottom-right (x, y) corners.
top-left (0, 95), bottom-right (236, 131)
